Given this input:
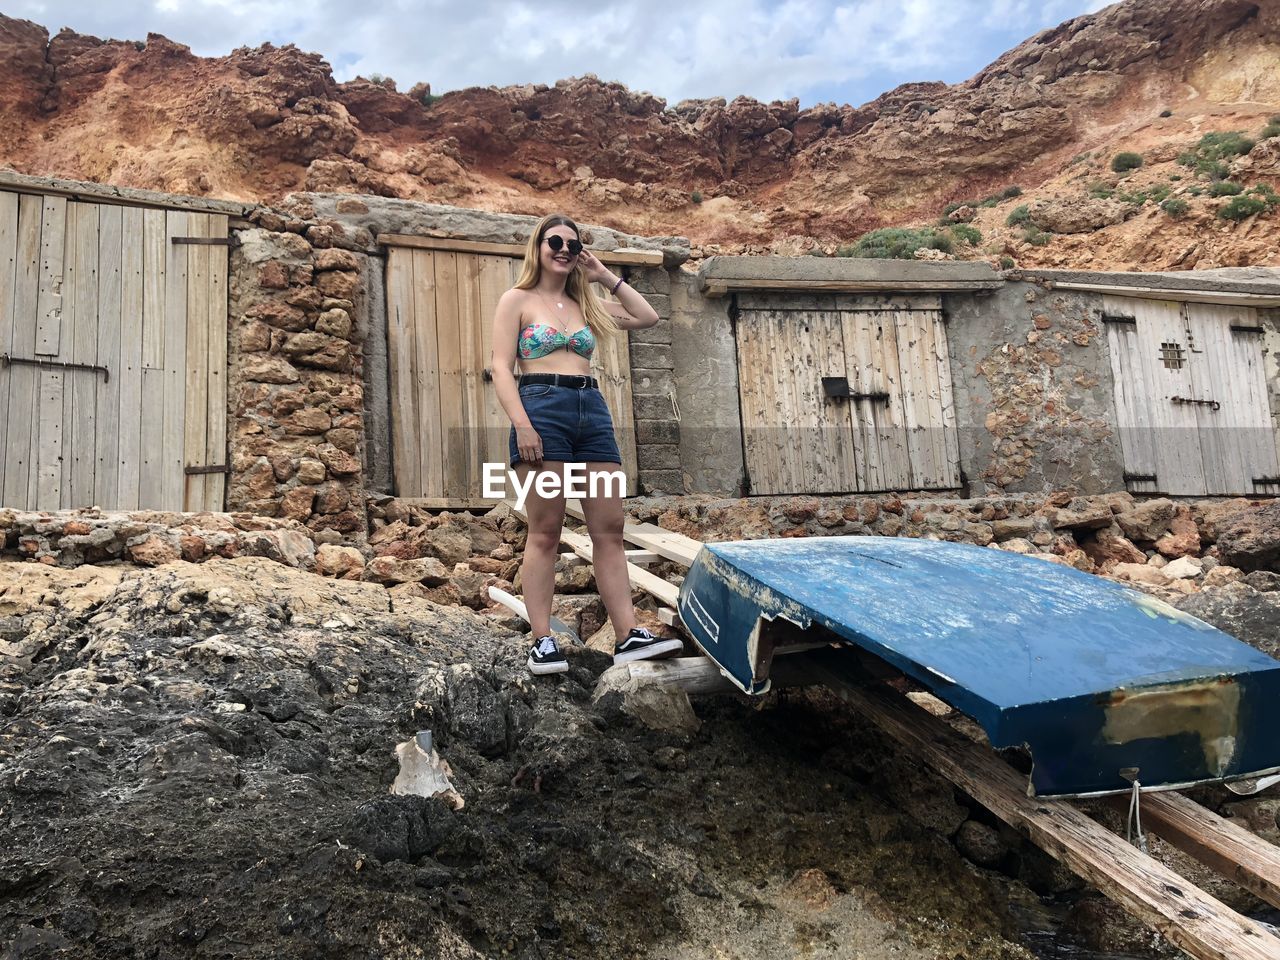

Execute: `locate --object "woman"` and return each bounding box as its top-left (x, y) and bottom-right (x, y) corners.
top-left (491, 214), bottom-right (683, 675)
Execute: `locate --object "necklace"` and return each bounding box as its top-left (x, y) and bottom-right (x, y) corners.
top-left (536, 287), bottom-right (568, 314)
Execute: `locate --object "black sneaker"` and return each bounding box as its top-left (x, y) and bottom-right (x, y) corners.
top-left (613, 627), bottom-right (683, 665)
top-left (528, 635), bottom-right (569, 675)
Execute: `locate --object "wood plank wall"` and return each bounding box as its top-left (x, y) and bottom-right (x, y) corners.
top-left (385, 245), bottom-right (639, 501)
top-left (0, 189), bottom-right (228, 511)
top-left (736, 294), bottom-right (960, 495)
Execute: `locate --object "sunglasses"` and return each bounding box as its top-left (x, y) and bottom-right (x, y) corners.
top-left (543, 235), bottom-right (583, 256)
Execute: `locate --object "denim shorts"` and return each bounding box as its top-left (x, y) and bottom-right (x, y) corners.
top-left (509, 382), bottom-right (623, 466)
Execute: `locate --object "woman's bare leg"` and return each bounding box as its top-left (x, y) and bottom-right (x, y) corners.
top-left (517, 461), bottom-right (566, 637)
top-left (578, 462), bottom-right (636, 636)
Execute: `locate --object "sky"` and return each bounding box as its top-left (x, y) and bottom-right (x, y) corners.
top-left (9, 0), bottom-right (1116, 108)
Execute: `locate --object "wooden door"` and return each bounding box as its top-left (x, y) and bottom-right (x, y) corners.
top-left (735, 294), bottom-right (959, 495)
top-left (385, 245), bottom-right (639, 502)
top-left (1103, 295), bottom-right (1279, 495)
top-left (0, 190), bottom-right (228, 512)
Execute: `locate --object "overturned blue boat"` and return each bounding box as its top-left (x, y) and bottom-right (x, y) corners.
top-left (676, 536), bottom-right (1280, 797)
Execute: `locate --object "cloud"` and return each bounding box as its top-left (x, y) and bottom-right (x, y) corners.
top-left (10, 0), bottom-right (1112, 107)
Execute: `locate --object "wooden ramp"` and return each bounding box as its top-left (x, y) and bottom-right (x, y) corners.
top-left (500, 503), bottom-right (1280, 960)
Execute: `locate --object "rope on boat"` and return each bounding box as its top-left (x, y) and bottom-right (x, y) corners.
top-left (1126, 778), bottom-right (1149, 854)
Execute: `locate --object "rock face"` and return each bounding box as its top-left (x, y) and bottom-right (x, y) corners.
top-left (0, 557), bottom-right (1044, 959)
top-left (1, 0), bottom-right (1278, 267)
top-left (1214, 501), bottom-right (1280, 572)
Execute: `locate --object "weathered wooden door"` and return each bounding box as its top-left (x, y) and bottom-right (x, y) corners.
top-left (735, 293), bottom-right (959, 494)
top-left (385, 241), bottom-right (638, 501)
top-left (0, 190), bottom-right (229, 512)
top-left (1103, 295), bottom-right (1279, 496)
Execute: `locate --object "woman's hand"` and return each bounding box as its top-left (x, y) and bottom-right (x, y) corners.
top-left (577, 248), bottom-right (614, 287)
top-left (516, 425), bottom-right (543, 464)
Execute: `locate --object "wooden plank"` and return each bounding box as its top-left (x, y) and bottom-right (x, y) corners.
top-left (864, 309), bottom-right (913, 489)
top-left (379, 233), bottom-right (664, 266)
top-left (93, 203), bottom-right (123, 510)
top-left (591, 282), bottom-right (639, 492)
top-left (1050, 282), bottom-right (1280, 309)
top-left (0, 191), bottom-right (17, 502)
top-left (0, 170), bottom-right (252, 217)
top-left (814, 663), bottom-right (1280, 960)
top-left (183, 214), bottom-right (212, 512)
top-left (1130, 298), bottom-right (1206, 496)
top-left (3, 195), bottom-right (43, 509)
top-left (412, 249), bottom-right (445, 497)
top-left (1105, 790), bottom-right (1280, 912)
top-left (1103, 309), bottom-right (1159, 495)
top-left (842, 307), bottom-right (884, 490)
top-left (931, 311), bottom-right (962, 487)
top-left (34, 195), bottom-right (66, 357)
top-left (116, 206), bottom-right (145, 510)
top-left (398, 497), bottom-right (501, 510)
top-left (433, 251), bottom-right (467, 498)
top-left (385, 248), bottom-right (421, 498)
top-left (138, 367), bottom-right (166, 509)
top-left (34, 370), bottom-right (64, 510)
top-left (141, 208), bottom-right (166, 370)
top-left (895, 307), bottom-right (938, 488)
top-left (1185, 304), bottom-right (1246, 495)
top-left (456, 252), bottom-right (486, 497)
top-left (476, 254), bottom-right (514, 468)
top-left (508, 501), bottom-right (679, 607)
top-left (64, 202), bottom-right (100, 508)
top-left (702, 278), bottom-right (1003, 297)
top-left (563, 499), bottom-right (702, 566)
top-left (913, 308), bottom-right (955, 488)
top-left (1220, 317), bottom-right (1280, 493)
top-left (204, 213), bottom-right (229, 511)
top-left (160, 210), bottom-right (189, 510)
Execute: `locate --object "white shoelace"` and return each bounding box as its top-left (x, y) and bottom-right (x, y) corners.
top-left (535, 635), bottom-right (558, 656)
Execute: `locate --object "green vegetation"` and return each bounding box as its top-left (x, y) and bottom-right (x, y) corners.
top-left (1169, 174), bottom-right (1182, 181)
top-left (950, 224), bottom-right (982, 246)
top-left (1005, 204), bottom-right (1031, 226)
top-left (1118, 184), bottom-right (1171, 206)
top-left (1261, 115), bottom-right (1280, 141)
top-left (1111, 151), bottom-right (1144, 173)
top-left (419, 92), bottom-right (439, 107)
top-left (1000, 255), bottom-right (1016, 270)
top-left (1219, 195), bottom-right (1268, 220)
top-left (1088, 182), bottom-right (1115, 199)
top-left (1022, 226), bottom-right (1051, 246)
top-left (1187, 185), bottom-right (1205, 196)
top-left (1178, 131), bottom-right (1255, 179)
top-left (942, 185), bottom-right (1023, 215)
top-left (1249, 183), bottom-right (1280, 204)
top-left (1159, 109), bottom-right (1173, 118)
top-left (842, 227), bottom-right (954, 259)
top-left (1160, 197), bottom-right (1189, 219)
top-left (691, 190), bottom-right (703, 204)
top-left (1208, 181), bottom-right (1243, 197)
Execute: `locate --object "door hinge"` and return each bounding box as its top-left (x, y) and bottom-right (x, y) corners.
top-left (1123, 471), bottom-right (1157, 484)
top-left (184, 464), bottom-right (230, 476)
top-left (1102, 312), bottom-right (1136, 326)
top-left (172, 236), bottom-right (231, 246)
top-left (1, 353), bottom-right (110, 382)
top-left (1253, 475), bottom-right (1280, 487)
top-left (1230, 324), bottom-right (1264, 335)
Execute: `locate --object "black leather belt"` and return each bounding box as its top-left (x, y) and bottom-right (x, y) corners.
top-left (519, 373), bottom-right (599, 389)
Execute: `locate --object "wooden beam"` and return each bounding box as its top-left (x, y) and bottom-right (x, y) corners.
top-left (700, 277), bottom-right (1003, 298)
top-left (508, 501), bottom-right (679, 607)
top-left (0, 171), bottom-right (251, 217)
top-left (1047, 281), bottom-right (1280, 308)
top-left (559, 549), bottom-right (661, 564)
top-left (1105, 791), bottom-right (1280, 912)
top-left (397, 496), bottom-right (502, 510)
top-left (564, 499), bottom-right (702, 567)
top-left (812, 659), bottom-right (1280, 960)
top-left (378, 233), bottom-right (664, 266)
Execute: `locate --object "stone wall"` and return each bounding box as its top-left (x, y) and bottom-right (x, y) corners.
top-left (226, 206), bottom-right (371, 541)
top-left (944, 282), bottom-right (1125, 496)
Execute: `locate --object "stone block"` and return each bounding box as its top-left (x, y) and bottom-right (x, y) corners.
top-left (630, 367), bottom-right (675, 395)
top-left (627, 321), bottom-right (673, 345)
top-left (632, 394), bottom-right (676, 420)
top-left (636, 419), bottom-right (679, 444)
top-left (629, 342), bottom-right (672, 370)
top-left (637, 443), bottom-right (681, 470)
top-left (639, 469), bottom-right (684, 494)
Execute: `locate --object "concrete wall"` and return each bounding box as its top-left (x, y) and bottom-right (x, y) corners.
top-left (944, 282), bottom-right (1125, 496)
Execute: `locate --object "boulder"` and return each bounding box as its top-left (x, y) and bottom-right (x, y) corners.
top-left (1155, 507), bottom-right (1201, 559)
top-left (316, 544), bottom-right (365, 580)
top-left (1215, 501), bottom-right (1280, 572)
top-left (1080, 528), bottom-right (1145, 570)
top-left (1161, 556), bottom-right (1204, 580)
top-left (365, 556), bottom-right (450, 586)
top-left (1046, 497), bottom-right (1113, 531)
top-left (1115, 498), bottom-right (1175, 542)
top-left (1110, 562), bottom-right (1171, 587)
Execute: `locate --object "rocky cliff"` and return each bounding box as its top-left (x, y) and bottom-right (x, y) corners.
top-left (1, 0), bottom-right (1278, 268)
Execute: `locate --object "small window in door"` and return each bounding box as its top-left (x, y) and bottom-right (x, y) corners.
top-left (1159, 341), bottom-right (1186, 369)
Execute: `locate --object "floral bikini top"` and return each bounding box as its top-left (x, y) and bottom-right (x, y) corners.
top-left (518, 322), bottom-right (596, 360)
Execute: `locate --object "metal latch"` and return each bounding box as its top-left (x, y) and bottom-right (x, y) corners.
top-left (184, 465), bottom-right (230, 476)
top-left (1, 353), bottom-right (110, 382)
top-left (1102, 313), bottom-right (1136, 326)
top-left (1123, 472), bottom-right (1157, 483)
top-left (1170, 395), bottom-right (1220, 412)
top-left (822, 377), bottom-right (889, 403)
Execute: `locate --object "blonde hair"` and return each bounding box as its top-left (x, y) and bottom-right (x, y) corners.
top-left (515, 214), bottom-right (618, 341)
